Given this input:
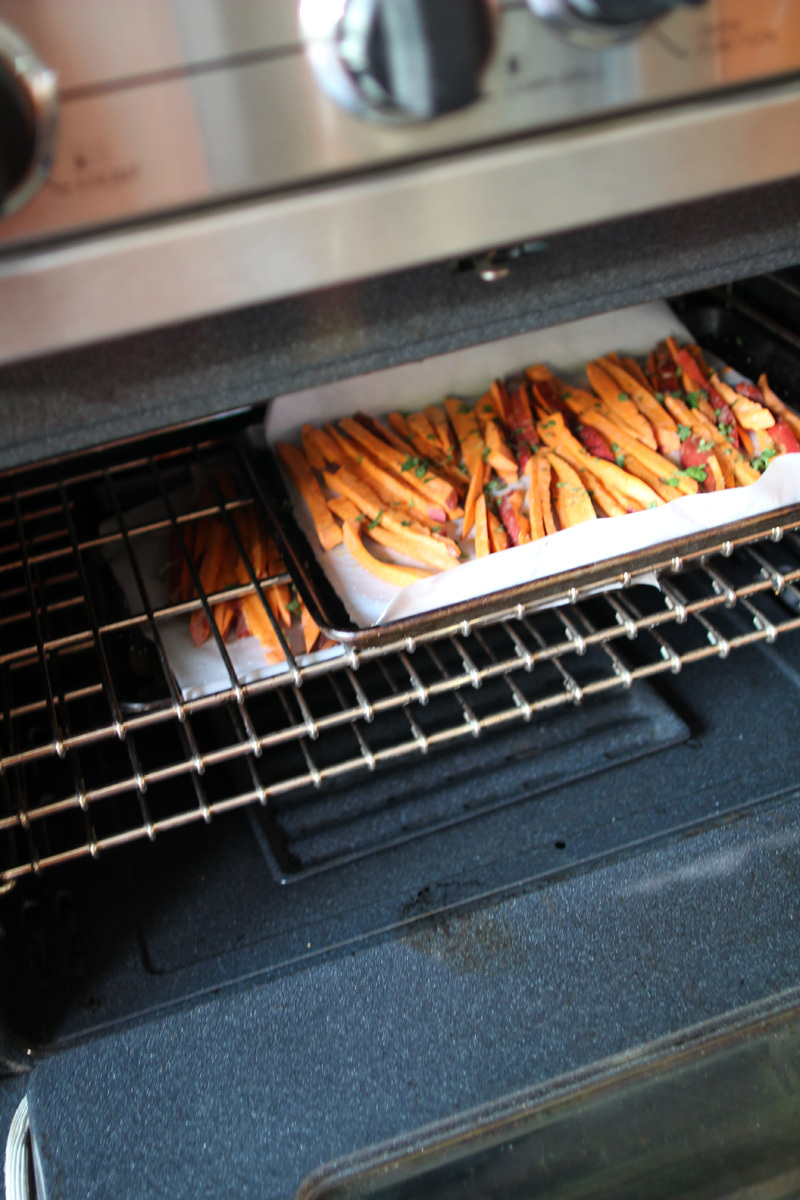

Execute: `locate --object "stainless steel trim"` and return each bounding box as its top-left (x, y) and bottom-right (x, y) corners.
top-left (0, 20), bottom-right (58, 219)
top-left (0, 78), bottom-right (799, 364)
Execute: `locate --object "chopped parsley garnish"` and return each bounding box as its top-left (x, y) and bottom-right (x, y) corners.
top-left (431, 524), bottom-right (442, 532)
top-left (751, 447), bottom-right (777, 473)
top-left (615, 455), bottom-right (625, 468)
top-left (485, 479), bottom-right (506, 496)
top-left (682, 465), bottom-right (707, 482)
top-left (653, 391), bottom-right (665, 405)
top-left (617, 392), bottom-right (630, 402)
top-left (458, 403), bottom-right (471, 415)
top-left (718, 421), bottom-right (734, 440)
top-left (647, 502), bottom-right (658, 509)
top-left (685, 390), bottom-right (705, 410)
top-left (698, 437), bottom-right (714, 453)
top-left (401, 456), bottom-right (418, 472)
top-left (482, 403), bottom-right (494, 414)
top-left (401, 520), bottom-right (411, 527)
top-left (482, 445), bottom-right (490, 462)
top-left (368, 510), bottom-right (384, 530)
top-left (677, 424), bottom-right (692, 443)
top-left (556, 481), bottom-right (568, 488)
top-left (665, 475), bottom-right (681, 488)
top-left (286, 597), bottom-right (301, 615)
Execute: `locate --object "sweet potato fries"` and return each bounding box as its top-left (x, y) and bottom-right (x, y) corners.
top-left (168, 484), bottom-right (325, 664)
top-left (275, 338), bottom-right (798, 592)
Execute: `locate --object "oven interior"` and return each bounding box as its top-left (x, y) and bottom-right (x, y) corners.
top-left (1, 248), bottom-right (800, 1197)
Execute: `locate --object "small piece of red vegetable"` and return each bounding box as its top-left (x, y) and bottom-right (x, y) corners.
top-left (770, 420), bottom-right (800, 455)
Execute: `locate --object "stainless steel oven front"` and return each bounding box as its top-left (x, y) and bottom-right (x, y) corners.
top-left (1, 4), bottom-right (800, 1200)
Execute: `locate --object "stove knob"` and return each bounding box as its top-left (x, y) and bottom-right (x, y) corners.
top-left (0, 22), bottom-right (57, 218)
top-left (300, 0), bottom-right (497, 123)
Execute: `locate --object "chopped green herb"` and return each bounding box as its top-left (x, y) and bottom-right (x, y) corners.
top-left (618, 392), bottom-right (630, 403)
top-left (665, 475), bottom-right (681, 488)
top-left (719, 421), bottom-right (734, 440)
top-left (698, 437), bottom-right (714, 453)
top-left (562, 391), bottom-right (572, 400)
top-left (682, 465), bottom-right (707, 482)
top-left (485, 479), bottom-right (506, 496)
top-left (556, 481), bottom-right (568, 488)
top-left (286, 597), bottom-right (301, 615)
top-left (401, 520), bottom-right (411, 527)
top-left (677, 424), bottom-right (692, 443)
top-left (427, 433), bottom-right (437, 441)
top-left (543, 420), bottom-right (556, 429)
top-left (482, 445), bottom-right (491, 462)
top-left (368, 510), bottom-right (384, 530)
top-left (458, 403), bottom-right (471, 415)
top-left (685, 390), bottom-right (704, 410)
top-left (401, 456), bottom-right (418, 473)
top-left (653, 391), bottom-right (665, 405)
top-left (751, 447), bottom-right (777, 473)
top-left (414, 462), bottom-right (428, 479)
top-left (357, 454), bottom-right (363, 464)
top-left (615, 455), bottom-right (625, 468)
top-left (482, 403), bottom-right (494, 414)
top-left (431, 524), bottom-right (442, 532)
top-left (647, 502), bottom-right (658, 509)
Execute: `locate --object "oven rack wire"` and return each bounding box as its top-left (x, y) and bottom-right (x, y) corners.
top-left (0, 410), bottom-right (799, 889)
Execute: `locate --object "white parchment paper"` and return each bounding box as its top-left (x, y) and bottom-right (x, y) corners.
top-left (103, 487), bottom-right (345, 702)
top-left (265, 301), bottom-right (800, 628)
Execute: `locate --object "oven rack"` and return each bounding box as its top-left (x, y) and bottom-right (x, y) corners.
top-left (0, 411), bottom-right (799, 889)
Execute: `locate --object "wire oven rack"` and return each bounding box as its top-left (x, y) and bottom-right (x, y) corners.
top-left (1, 407), bottom-right (799, 891)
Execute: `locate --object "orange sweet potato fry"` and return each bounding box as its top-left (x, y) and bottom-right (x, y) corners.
top-left (474, 495), bottom-right (490, 558)
top-left (545, 453), bottom-right (597, 528)
top-left (487, 508), bottom-right (509, 554)
top-left (278, 442), bottom-right (343, 551)
top-left (301, 424), bottom-right (327, 471)
top-left (343, 521), bottom-right (431, 588)
top-left (327, 496), bottom-right (361, 523)
top-left (301, 602), bottom-right (320, 654)
top-left (445, 397), bottom-right (486, 477)
top-left (338, 417), bottom-right (457, 513)
top-left (586, 362), bottom-right (658, 449)
top-left (366, 522), bottom-right (457, 572)
top-left (525, 458), bottom-right (546, 541)
top-left (461, 459), bottom-right (483, 538)
top-left (538, 456), bottom-right (557, 536)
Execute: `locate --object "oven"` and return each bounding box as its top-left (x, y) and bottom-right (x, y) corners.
top-left (1, 3), bottom-right (800, 1198)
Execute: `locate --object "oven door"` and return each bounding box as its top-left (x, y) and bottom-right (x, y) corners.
top-left (1, 282), bottom-right (800, 1200)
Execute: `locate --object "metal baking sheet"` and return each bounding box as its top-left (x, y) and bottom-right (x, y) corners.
top-left (248, 300), bottom-right (800, 649)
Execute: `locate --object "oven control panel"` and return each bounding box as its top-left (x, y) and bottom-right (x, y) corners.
top-left (0, 0), bottom-right (797, 249)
